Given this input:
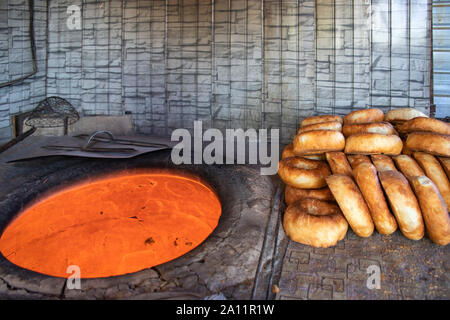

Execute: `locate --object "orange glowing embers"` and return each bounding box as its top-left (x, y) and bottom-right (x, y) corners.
top-left (0, 171), bottom-right (221, 278)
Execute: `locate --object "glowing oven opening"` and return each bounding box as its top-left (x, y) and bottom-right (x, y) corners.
top-left (0, 171), bottom-right (222, 279)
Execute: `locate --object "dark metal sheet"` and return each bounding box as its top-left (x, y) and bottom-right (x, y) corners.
top-left (0, 135), bottom-right (175, 163)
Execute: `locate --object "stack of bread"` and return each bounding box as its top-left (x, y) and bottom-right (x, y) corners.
top-left (279, 107), bottom-right (450, 248)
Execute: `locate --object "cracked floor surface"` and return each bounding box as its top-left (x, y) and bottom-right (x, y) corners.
top-left (275, 186), bottom-right (450, 300)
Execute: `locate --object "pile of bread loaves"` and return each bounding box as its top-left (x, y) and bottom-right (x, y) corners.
top-left (278, 107), bottom-right (450, 248)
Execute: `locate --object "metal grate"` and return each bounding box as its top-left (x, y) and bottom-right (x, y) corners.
top-left (432, 0), bottom-right (450, 118)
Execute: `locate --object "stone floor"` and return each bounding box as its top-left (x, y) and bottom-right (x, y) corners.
top-left (275, 186), bottom-right (450, 300)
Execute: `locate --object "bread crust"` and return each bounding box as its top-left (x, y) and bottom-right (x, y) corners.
top-left (353, 163), bottom-right (398, 235)
top-left (283, 144), bottom-right (326, 161)
top-left (326, 174), bottom-right (375, 237)
top-left (298, 121), bottom-right (342, 134)
top-left (385, 108), bottom-right (428, 123)
top-left (397, 117), bottom-right (450, 136)
top-left (413, 152), bottom-right (450, 210)
top-left (438, 157), bottom-right (450, 179)
top-left (345, 133), bottom-right (403, 156)
top-left (401, 141), bottom-right (414, 156)
top-left (343, 108), bottom-right (384, 124)
top-left (347, 154), bottom-right (372, 169)
top-left (325, 152), bottom-right (353, 176)
top-left (284, 185), bottom-right (335, 205)
top-left (410, 176), bottom-right (450, 245)
top-left (301, 115), bottom-right (343, 127)
top-left (378, 171), bottom-right (424, 240)
top-left (295, 198), bottom-right (341, 216)
top-left (293, 130), bottom-right (345, 155)
top-left (278, 157), bottom-right (331, 189)
top-left (282, 144), bottom-right (295, 159)
top-left (405, 132), bottom-right (450, 157)
top-left (300, 154), bottom-right (326, 161)
top-left (283, 199), bottom-right (348, 248)
top-left (392, 155), bottom-right (425, 182)
top-left (371, 154), bottom-right (397, 172)
top-left (342, 122), bottom-right (395, 138)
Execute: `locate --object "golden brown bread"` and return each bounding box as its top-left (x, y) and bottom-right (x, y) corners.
top-left (301, 115), bottom-right (343, 127)
top-left (325, 152), bottom-right (353, 177)
top-left (295, 198), bottom-right (341, 216)
top-left (300, 154), bottom-right (326, 161)
top-left (413, 152), bottom-right (450, 210)
top-left (342, 122), bottom-right (396, 138)
top-left (326, 174), bottom-right (375, 237)
top-left (371, 154), bottom-right (397, 172)
top-left (385, 108), bottom-right (428, 123)
top-left (343, 108), bottom-right (384, 124)
top-left (298, 121), bottom-right (342, 134)
top-left (438, 157), bottom-right (450, 179)
top-left (345, 133), bottom-right (403, 156)
top-left (283, 199), bottom-right (348, 248)
top-left (293, 130), bottom-right (346, 155)
top-left (284, 143), bottom-right (326, 161)
top-left (282, 144), bottom-right (295, 159)
top-left (410, 176), bottom-right (450, 245)
top-left (397, 117), bottom-right (450, 136)
top-left (278, 157), bottom-right (331, 189)
top-left (401, 141), bottom-right (414, 156)
top-left (405, 132), bottom-right (450, 157)
top-left (284, 185), bottom-right (335, 205)
top-left (347, 154), bottom-right (372, 169)
top-left (392, 155), bottom-right (425, 182)
top-left (353, 162), bottom-right (398, 235)
top-left (378, 171), bottom-right (425, 240)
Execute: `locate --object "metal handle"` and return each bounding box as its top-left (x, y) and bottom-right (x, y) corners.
top-left (84, 131), bottom-right (115, 149)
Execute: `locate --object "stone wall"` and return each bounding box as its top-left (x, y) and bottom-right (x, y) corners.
top-left (0, 0), bottom-right (47, 143)
top-left (0, 0), bottom-right (433, 145)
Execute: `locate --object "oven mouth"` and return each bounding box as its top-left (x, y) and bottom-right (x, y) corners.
top-left (0, 168), bottom-right (222, 279)
top-left (0, 151), bottom-right (280, 300)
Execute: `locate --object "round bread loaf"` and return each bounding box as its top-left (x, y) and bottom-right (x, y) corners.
top-left (343, 108), bottom-right (384, 124)
top-left (282, 144), bottom-right (295, 159)
top-left (326, 174), bottom-right (375, 237)
top-left (353, 163), bottom-right (398, 235)
top-left (325, 152), bottom-right (353, 177)
top-left (342, 122), bottom-right (395, 138)
top-left (371, 154), bottom-right (397, 172)
top-left (284, 185), bottom-right (335, 205)
top-left (406, 132), bottom-right (450, 157)
top-left (397, 117), bottom-right (450, 136)
top-left (300, 154), bottom-right (327, 161)
top-left (301, 115), bottom-right (343, 127)
top-left (413, 152), bottom-right (450, 210)
top-left (410, 176), bottom-right (450, 245)
top-left (385, 108), bottom-right (428, 124)
top-left (345, 133), bottom-right (403, 156)
top-left (392, 155), bottom-right (425, 182)
top-left (347, 154), bottom-right (372, 169)
top-left (283, 199), bottom-right (348, 248)
top-left (293, 130), bottom-right (345, 155)
top-left (278, 157), bottom-right (331, 189)
top-left (378, 171), bottom-right (425, 240)
top-left (285, 143), bottom-right (326, 161)
top-left (298, 121), bottom-right (342, 134)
